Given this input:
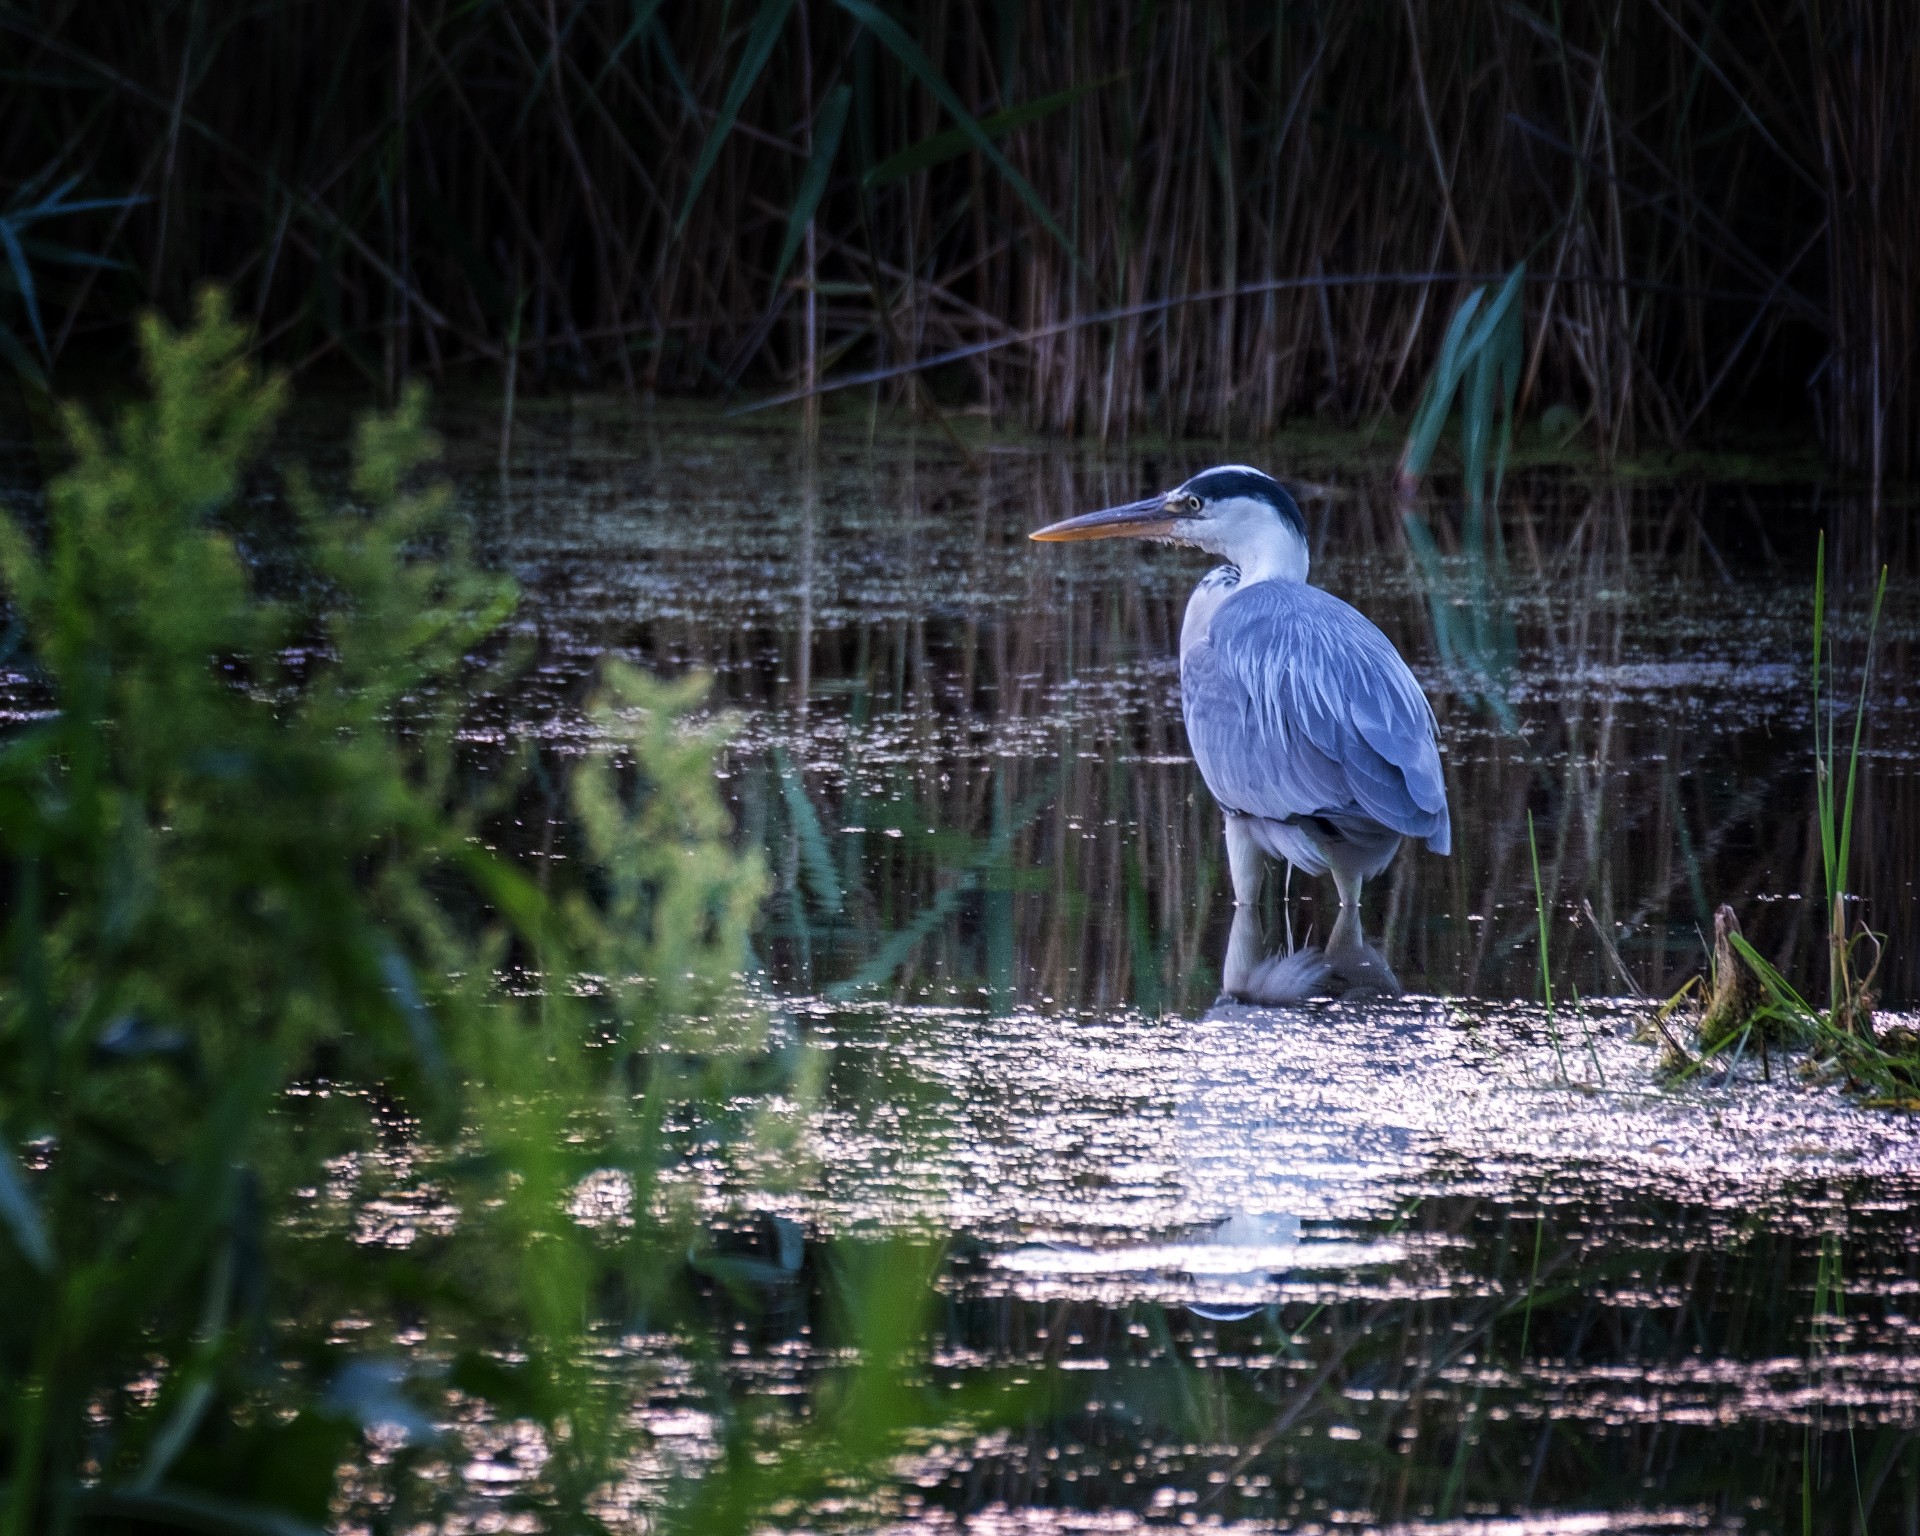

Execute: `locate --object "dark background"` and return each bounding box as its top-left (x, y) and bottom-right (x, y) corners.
top-left (1, 1), bottom-right (1914, 478)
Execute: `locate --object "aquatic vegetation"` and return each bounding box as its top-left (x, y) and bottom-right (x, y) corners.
top-left (1396, 263), bottom-right (1525, 527)
top-left (0, 295), bottom-right (944, 1533)
top-left (1635, 537), bottom-right (1905, 1100)
top-left (1397, 272), bottom-right (1524, 734)
top-left (0, 173), bottom-right (144, 390)
top-left (1525, 808), bottom-right (1565, 1082)
top-left (1698, 905), bottom-right (1765, 1053)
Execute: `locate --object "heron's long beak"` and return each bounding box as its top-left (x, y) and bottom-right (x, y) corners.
top-left (1029, 497), bottom-right (1177, 542)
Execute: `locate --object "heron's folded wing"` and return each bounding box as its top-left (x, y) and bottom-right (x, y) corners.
top-left (1182, 639), bottom-right (1343, 819)
top-left (1182, 583), bottom-right (1451, 849)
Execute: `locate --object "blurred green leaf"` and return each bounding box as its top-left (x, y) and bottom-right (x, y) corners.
top-left (0, 1136), bottom-right (51, 1273)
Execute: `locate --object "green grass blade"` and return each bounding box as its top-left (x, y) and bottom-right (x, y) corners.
top-left (865, 80), bottom-right (1108, 185)
top-left (675, 0), bottom-right (796, 235)
top-left (775, 746), bottom-right (845, 918)
top-left (1812, 533), bottom-right (1825, 704)
top-left (11, 193), bottom-right (147, 223)
top-left (1399, 287), bottom-right (1484, 481)
top-left (589, 0), bottom-right (667, 96)
top-left (825, 878), bottom-right (970, 1001)
top-left (1728, 930), bottom-right (1816, 1021)
top-left (1527, 809), bottom-right (1555, 1017)
top-left (0, 1134), bottom-right (52, 1272)
top-left (1835, 564), bottom-right (1888, 913)
top-left (17, 237), bottom-right (128, 272)
top-left (773, 83), bottom-right (852, 291)
top-left (1487, 265), bottom-right (1525, 515)
top-left (1812, 533), bottom-right (1835, 903)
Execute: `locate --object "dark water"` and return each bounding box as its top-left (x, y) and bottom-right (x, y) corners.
top-left (445, 404), bottom-right (1920, 1534)
top-left (12, 401), bottom-right (1920, 1530)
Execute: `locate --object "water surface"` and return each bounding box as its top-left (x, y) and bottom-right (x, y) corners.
top-left (441, 405), bottom-right (1918, 1532)
top-left (12, 401), bottom-right (1917, 1531)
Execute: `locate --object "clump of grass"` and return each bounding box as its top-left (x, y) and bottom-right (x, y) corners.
top-left (1719, 535), bottom-right (1906, 1100)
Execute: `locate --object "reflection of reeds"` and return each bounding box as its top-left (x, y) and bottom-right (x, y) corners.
top-left (4, 3), bottom-right (1915, 469)
top-left (560, 429), bottom-right (1909, 1010)
top-left (916, 1192), bottom-right (1915, 1527)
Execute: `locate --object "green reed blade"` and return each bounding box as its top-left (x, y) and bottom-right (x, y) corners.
top-left (1812, 534), bottom-right (1833, 905)
top-left (773, 83), bottom-right (852, 292)
top-left (835, 0), bottom-right (1089, 278)
top-left (676, 0), bottom-right (796, 235)
top-left (1834, 564), bottom-right (1888, 926)
top-left (0, 218), bottom-right (47, 360)
top-left (1399, 287), bottom-right (1485, 483)
top-left (775, 745), bottom-right (846, 919)
top-left (1528, 810), bottom-right (1566, 1084)
top-left (865, 79), bottom-right (1108, 185)
top-left (588, 0), bottom-right (667, 97)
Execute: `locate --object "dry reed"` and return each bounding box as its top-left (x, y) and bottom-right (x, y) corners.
top-left (1, 0), bottom-right (1913, 473)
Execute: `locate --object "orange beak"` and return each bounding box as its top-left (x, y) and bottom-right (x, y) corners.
top-left (1029, 497), bottom-right (1178, 542)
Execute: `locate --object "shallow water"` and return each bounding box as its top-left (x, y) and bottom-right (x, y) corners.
top-left (432, 405), bottom-right (1919, 1532)
top-left (10, 401), bottom-right (1920, 1530)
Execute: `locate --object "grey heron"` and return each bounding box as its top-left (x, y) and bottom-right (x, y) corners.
top-left (1030, 465), bottom-right (1450, 919)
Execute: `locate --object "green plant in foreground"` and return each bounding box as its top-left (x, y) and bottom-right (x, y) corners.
top-left (0, 293), bottom-right (941, 1534)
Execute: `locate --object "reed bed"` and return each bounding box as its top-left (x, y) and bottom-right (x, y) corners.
top-left (2, 0), bottom-right (1914, 475)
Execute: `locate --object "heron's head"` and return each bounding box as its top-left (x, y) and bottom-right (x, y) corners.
top-left (1028, 464), bottom-right (1309, 582)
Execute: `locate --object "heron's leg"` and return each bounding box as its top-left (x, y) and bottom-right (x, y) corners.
top-left (1224, 814), bottom-right (1263, 907)
top-left (1326, 901), bottom-right (1365, 957)
top-left (1220, 902), bottom-right (1262, 1001)
top-left (1331, 866), bottom-right (1362, 912)
top-left (1282, 863), bottom-right (1295, 954)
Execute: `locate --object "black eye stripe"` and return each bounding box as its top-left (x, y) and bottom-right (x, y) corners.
top-left (1173, 469), bottom-right (1306, 541)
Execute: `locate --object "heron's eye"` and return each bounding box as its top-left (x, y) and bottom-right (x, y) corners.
top-left (1185, 494), bottom-right (1202, 513)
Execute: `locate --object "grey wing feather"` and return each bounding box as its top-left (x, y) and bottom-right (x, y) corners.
top-left (1181, 582), bottom-right (1452, 853)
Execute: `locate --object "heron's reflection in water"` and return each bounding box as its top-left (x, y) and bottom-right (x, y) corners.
top-left (1002, 941), bottom-right (1422, 1321)
top-left (1175, 937), bottom-right (1413, 1319)
top-left (1219, 902), bottom-right (1401, 1003)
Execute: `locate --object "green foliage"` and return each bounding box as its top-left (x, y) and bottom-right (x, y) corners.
top-left (0, 293), bottom-right (933, 1532)
top-left (1399, 270), bottom-right (1526, 733)
top-left (1397, 264), bottom-right (1526, 529)
top-left (1810, 533), bottom-right (1889, 1028)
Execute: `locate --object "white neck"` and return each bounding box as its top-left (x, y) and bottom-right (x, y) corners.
top-left (1186, 495), bottom-right (1309, 584)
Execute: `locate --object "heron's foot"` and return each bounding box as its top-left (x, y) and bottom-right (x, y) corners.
top-left (1226, 946), bottom-right (1336, 1005)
